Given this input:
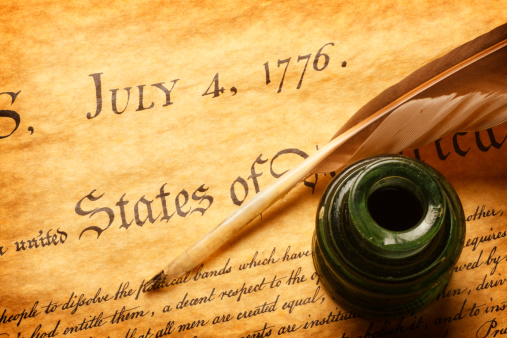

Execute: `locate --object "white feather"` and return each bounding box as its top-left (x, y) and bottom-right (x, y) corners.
top-left (146, 31), bottom-right (507, 286)
top-left (350, 92), bottom-right (507, 162)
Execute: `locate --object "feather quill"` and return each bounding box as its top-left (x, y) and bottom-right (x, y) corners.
top-left (146, 24), bottom-right (507, 286)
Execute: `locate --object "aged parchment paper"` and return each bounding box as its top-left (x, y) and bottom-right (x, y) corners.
top-left (1, 1), bottom-right (506, 337)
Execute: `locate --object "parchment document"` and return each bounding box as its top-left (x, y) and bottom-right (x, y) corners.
top-left (1, 2), bottom-right (506, 337)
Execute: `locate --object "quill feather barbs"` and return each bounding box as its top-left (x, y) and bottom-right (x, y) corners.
top-left (147, 25), bottom-right (507, 286)
top-left (350, 91), bottom-right (507, 163)
top-left (313, 25), bottom-right (507, 173)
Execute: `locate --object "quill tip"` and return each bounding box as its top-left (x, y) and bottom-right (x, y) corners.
top-left (145, 270), bottom-right (167, 288)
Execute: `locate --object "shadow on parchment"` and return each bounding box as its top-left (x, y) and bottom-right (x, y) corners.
top-left (324, 275), bottom-right (464, 338)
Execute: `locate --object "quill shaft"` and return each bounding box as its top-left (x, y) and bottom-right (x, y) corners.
top-left (147, 128), bottom-right (357, 285)
top-left (147, 37), bottom-right (507, 286)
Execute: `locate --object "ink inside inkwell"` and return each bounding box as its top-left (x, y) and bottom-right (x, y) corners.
top-left (312, 155), bottom-right (466, 318)
top-left (367, 186), bottom-right (423, 232)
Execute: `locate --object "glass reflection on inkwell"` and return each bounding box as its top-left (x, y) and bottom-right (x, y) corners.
top-left (312, 155), bottom-right (466, 317)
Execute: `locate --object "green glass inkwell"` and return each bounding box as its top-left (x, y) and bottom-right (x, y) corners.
top-left (312, 155), bottom-right (466, 317)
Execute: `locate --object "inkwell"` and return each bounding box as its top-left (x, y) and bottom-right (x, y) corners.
top-left (312, 154), bottom-right (466, 317)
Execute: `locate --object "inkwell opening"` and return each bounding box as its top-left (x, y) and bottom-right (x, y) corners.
top-left (367, 185), bottom-right (424, 232)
